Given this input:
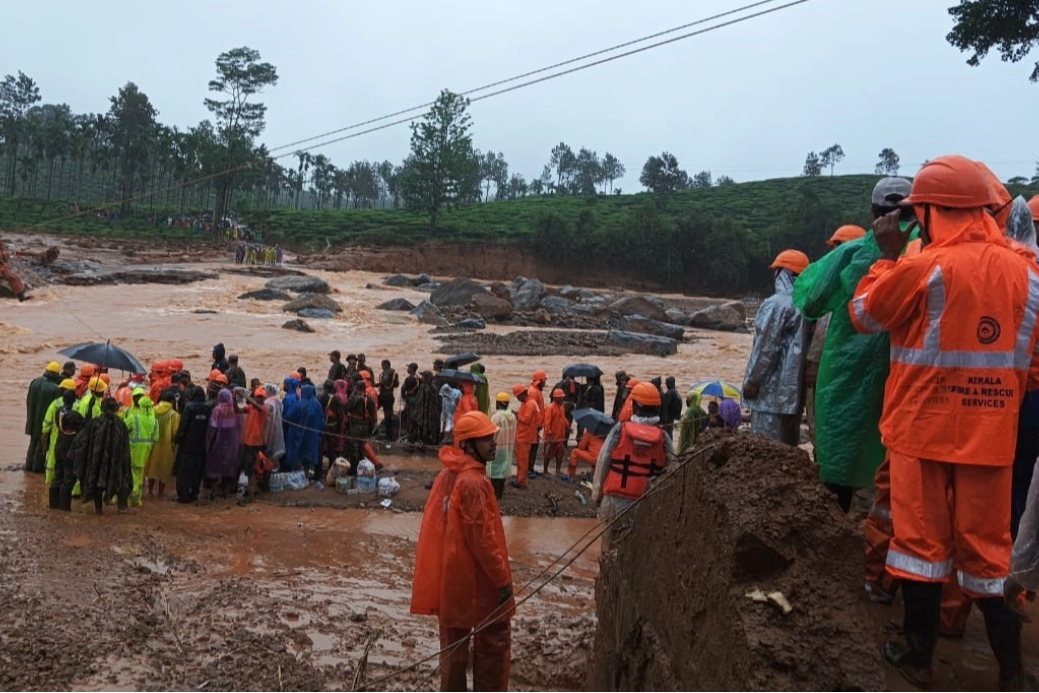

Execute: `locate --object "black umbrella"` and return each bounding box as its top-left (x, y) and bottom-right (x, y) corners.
top-left (563, 363), bottom-right (603, 378)
top-left (437, 368), bottom-right (484, 384)
top-left (572, 408), bottom-right (615, 436)
top-left (59, 341), bottom-right (146, 373)
top-left (443, 352), bottom-right (481, 369)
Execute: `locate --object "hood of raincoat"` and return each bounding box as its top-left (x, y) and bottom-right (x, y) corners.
top-left (264, 383), bottom-right (280, 399)
top-left (438, 445), bottom-right (484, 473)
top-left (924, 206), bottom-right (1005, 250)
top-left (284, 377), bottom-right (301, 394)
top-left (334, 379), bottom-right (349, 405)
top-left (212, 343), bottom-right (226, 360)
top-left (685, 390), bottom-right (703, 410)
top-left (153, 400), bottom-right (174, 416)
top-left (743, 267), bottom-right (807, 416)
top-left (138, 396), bottom-right (154, 412)
top-left (1006, 196), bottom-right (1038, 251)
top-left (773, 267), bottom-right (796, 295)
top-left (301, 384), bottom-right (317, 400)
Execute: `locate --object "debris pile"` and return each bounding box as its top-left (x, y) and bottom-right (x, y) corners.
top-left (588, 431), bottom-right (883, 690)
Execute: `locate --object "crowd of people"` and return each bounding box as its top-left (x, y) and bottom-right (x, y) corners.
top-left (233, 240), bottom-right (282, 266)
top-left (742, 163), bottom-right (1039, 690)
top-left (22, 342), bottom-right (740, 514)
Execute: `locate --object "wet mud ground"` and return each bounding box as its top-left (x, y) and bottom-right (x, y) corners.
top-left (0, 468), bottom-right (598, 692)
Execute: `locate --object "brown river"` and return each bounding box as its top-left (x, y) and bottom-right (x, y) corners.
top-left (0, 242), bottom-right (753, 690)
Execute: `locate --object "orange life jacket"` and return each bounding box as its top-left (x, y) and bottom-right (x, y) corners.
top-left (603, 422), bottom-right (666, 500)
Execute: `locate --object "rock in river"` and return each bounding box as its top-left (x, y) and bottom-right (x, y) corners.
top-left (510, 278), bottom-right (546, 311)
top-left (609, 295), bottom-right (668, 322)
top-left (411, 301), bottom-right (449, 326)
top-left (430, 277), bottom-right (487, 307)
top-left (297, 308), bottom-right (336, 319)
top-left (282, 319), bottom-right (315, 333)
top-left (606, 329), bottom-right (678, 357)
top-left (282, 293), bottom-right (342, 314)
top-left (618, 315), bottom-right (686, 340)
top-left (689, 303), bottom-right (745, 332)
top-left (265, 274), bottom-right (330, 294)
top-left (238, 288), bottom-right (292, 301)
top-left (378, 298), bottom-right (416, 311)
top-left (472, 293), bottom-right (513, 320)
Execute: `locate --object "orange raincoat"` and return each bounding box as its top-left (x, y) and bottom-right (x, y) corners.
top-left (514, 397), bottom-right (540, 486)
top-left (411, 446), bottom-right (514, 628)
top-left (454, 384), bottom-right (480, 433)
top-left (543, 401), bottom-right (568, 444)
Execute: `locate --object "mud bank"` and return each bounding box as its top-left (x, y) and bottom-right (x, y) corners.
top-left (297, 244), bottom-right (669, 292)
top-left (588, 432), bottom-right (884, 690)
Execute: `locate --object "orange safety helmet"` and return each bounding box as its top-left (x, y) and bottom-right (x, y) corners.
top-left (81, 364), bottom-right (95, 377)
top-left (532, 370), bottom-right (548, 382)
top-left (454, 411), bottom-right (500, 445)
top-left (253, 387), bottom-right (266, 398)
top-left (213, 373), bottom-right (228, 385)
top-left (99, 373), bottom-right (111, 385)
top-left (1028, 195), bottom-right (1039, 222)
top-left (551, 388), bottom-right (565, 399)
top-left (903, 155), bottom-right (992, 209)
top-left (169, 359), bottom-right (184, 372)
top-left (630, 382), bottom-right (662, 407)
top-left (208, 369), bottom-right (223, 382)
top-left (769, 250), bottom-right (810, 275)
top-left (975, 161), bottom-right (1013, 227)
top-left (512, 383), bottom-right (527, 397)
top-left (827, 225), bottom-right (867, 247)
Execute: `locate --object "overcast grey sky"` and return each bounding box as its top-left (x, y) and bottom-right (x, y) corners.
top-left (3, 0), bottom-right (1038, 189)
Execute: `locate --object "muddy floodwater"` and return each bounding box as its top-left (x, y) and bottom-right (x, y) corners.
top-left (0, 243), bottom-right (750, 691)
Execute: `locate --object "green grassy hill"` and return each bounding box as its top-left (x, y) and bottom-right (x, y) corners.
top-left (3, 174), bottom-right (1035, 293)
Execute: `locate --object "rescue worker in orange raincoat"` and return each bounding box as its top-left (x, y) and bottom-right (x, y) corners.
top-left (542, 388), bottom-right (569, 476)
top-left (0, 235), bottom-right (30, 301)
top-left (743, 249), bottom-right (810, 445)
top-left (617, 378), bottom-right (639, 423)
top-left (411, 410), bottom-right (514, 692)
top-left (849, 155), bottom-right (1039, 690)
top-left (526, 370), bottom-right (548, 474)
top-left (512, 385), bottom-right (539, 489)
top-left (591, 382), bottom-right (673, 546)
top-left (453, 381), bottom-right (480, 431)
top-left (569, 427), bottom-right (606, 479)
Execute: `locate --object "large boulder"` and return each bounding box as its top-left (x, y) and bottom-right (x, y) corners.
top-left (411, 301), bottom-right (449, 326)
top-left (609, 295), bottom-right (668, 322)
top-left (282, 319), bottom-right (314, 333)
top-left (430, 277), bottom-right (487, 307)
top-left (282, 293), bottom-right (342, 314)
top-left (414, 273), bottom-right (434, 286)
top-left (472, 293), bottom-right (513, 320)
top-left (378, 298), bottom-right (416, 311)
top-left (298, 308), bottom-right (336, 319)
top-left (540, 296), bottom-right (575, 314)
top-left (721, 300), bottom-right (747, 321)
top-left (489, 282), bottom-right (511, 300)
top-left (510, 278), bottom-right (546, 311)
top-left (383, 274), bottom-right (413, 287)
top-left (618, 315), bottom-right (686, 340)
top-left (265, 274), bottom-right (330, 294)
top-left (238, 288), bottom-right (292, 301)
top-left (606, 329), bottom-right (678, 357)
top-left (689, 304), bottom-right (745, 332)
top-left (665, 307), bottom-right (690, 326)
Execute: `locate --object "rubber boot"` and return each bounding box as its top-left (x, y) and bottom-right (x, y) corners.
top-left (976, 597), bottom-right (1025, 691)
top-left (59, 487), bottom-right (72, 511)
top-left (94, 496), bottom-right (103, 515)
top-left (47, 486), bottom-right (60, 510)
top-left (884, 579), bottom-right (942, 690)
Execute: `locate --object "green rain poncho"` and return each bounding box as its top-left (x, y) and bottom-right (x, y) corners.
top-left (792, 225), bottom-right (917, 488)
top-left (677, 391), bottom-right (706, 455)
top-left (124, 395), bottom-right (158, 506)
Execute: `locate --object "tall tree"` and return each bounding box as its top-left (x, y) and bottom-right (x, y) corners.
top-left (548, 142), bottom-right (576, 192)
top-left (639, 152), bottom-right (688, 194)
top-left (947, 1), bottom-right (1039, 81)
top-left (819, 144), bottom-right (845, 177)
top-left (716, 174), bottom-right (735, 186)
top-left (690, 170), bottom-right (713, 189)
top-left (204, 46), bottom-right (278, 225)
top-left (401, 89), bottom-right (481, 233)
top-left (0, 71), bottom-right (41, 195)
top-left (572, 148), bottom-right (602, 195)
top-left (600, 152), bottom-right (625, 194)
top-left (875, 148), bottom-right (900, 176)
top-left (107, 83), bottom-right (158, 212)
top-left (802, 151), bottom-right (823, 177)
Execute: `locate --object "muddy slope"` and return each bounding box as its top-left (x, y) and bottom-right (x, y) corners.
top-left (588, 431), bottom-right (883, 691)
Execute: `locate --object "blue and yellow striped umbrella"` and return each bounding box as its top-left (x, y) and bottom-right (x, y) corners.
top-left (690, 380), bottom-right (742, 402)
